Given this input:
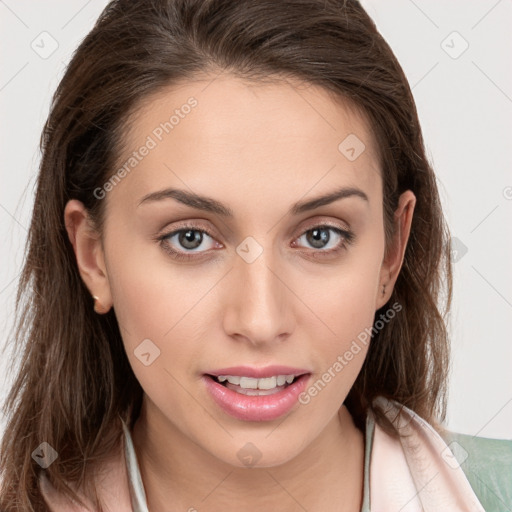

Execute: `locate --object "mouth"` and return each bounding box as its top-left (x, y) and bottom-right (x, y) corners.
top-left (202, 368), bottom-right (312, 422)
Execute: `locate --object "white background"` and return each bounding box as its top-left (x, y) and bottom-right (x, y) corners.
top-left (1, 0), bottom-right (511, 439)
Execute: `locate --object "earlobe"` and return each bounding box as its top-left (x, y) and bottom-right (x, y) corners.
top-left (64, 199), bottom-right (112, 314)
top-left (376, 190), bottom-right (416, 310)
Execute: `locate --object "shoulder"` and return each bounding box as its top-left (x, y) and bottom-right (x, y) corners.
top-left (439, 429), bottom-right (512, 512)
top-left (39, 434), bottom-right (133, 512)
top-left (369, 396), bottom-right (507, 511)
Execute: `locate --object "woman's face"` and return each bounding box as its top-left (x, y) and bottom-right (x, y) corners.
top-left (67, 74), bottom-right (414, 467)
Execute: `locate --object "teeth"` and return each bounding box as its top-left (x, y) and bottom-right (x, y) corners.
top-left (215, 374), bottom-right (298, 390)
top-left (240, 376), bottom-right (262, 389)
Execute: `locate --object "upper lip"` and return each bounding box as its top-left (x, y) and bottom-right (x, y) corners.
top-left (205, 365), bottom-right (311, 379)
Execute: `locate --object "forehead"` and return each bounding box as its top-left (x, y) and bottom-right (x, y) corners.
top-left (109, 74), bottom-right (381, 211)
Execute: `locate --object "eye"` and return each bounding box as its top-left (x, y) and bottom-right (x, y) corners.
top-left (156, 222), bottom-right (355, 262)
top-left (293, 224), bottom-right (354, 257)
top-left (157, 225), bottom-right (219, 261)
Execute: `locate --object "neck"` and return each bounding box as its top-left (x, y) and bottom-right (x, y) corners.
top-left (132, 398), bottom-right (365, 512)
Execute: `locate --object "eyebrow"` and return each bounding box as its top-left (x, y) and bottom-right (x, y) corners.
top-left (137, 185), bottom-right (369, 216)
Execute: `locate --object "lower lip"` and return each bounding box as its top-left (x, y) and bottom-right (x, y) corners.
top-left (203, 374), bottom-right (311, 422)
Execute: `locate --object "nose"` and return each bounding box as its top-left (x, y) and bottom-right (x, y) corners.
top-left (222, 242), bottom-right (295, 348)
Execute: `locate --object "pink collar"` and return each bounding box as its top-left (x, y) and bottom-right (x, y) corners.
top-left (369, 396), bottom-right (485, 511)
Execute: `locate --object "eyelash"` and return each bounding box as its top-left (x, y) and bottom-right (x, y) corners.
top-left (155, 222), bottom-right (355, 262)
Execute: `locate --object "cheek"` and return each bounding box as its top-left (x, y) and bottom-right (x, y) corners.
top-left (314, 278), bottom-right (375, 372)
top-left (314, 248), bottom-right (382, 334)
top-left (295, 274), bottom-right (378, 411)
top-left (299, 236), bottom-right (383, 380)
top-left (107, 249), bottom-right (167, 338)
top-left (104, 219), bottom-right (198, 335)
top-left (104, 230), bottom-right (217, 382)
top-left (102, 228), bottom-right (180, 362)
top-left (106, 252), bottom-right (197, 415)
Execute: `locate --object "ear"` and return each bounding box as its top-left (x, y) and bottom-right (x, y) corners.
top-left (64, 199), bottom-right (112, 313)
top-left (375, 190), bottom-right (416, 310)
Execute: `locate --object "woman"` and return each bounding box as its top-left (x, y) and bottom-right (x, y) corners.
top-left (1, 0), bottom-right (510, 511)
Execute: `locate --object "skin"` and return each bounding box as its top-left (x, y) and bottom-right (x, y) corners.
top-left (64, 74), bottom-right (416, 512)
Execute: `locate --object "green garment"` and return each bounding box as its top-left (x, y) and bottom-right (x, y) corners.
top-left (360, 412), bottom-right (512, 511)
top-left (439, 430), bottom-right (512, 512)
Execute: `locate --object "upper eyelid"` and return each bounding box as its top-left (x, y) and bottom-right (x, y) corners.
top-left (163, 219), bottom-right (349, 234)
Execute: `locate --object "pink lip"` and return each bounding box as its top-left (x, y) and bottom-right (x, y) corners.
top-left (206, 365), bottom-right (310, 379)
top-left (203, 373), bottom-right (311, 422)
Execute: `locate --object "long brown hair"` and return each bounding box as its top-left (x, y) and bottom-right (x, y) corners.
top-left (0, 0), bottom-right (452, 510)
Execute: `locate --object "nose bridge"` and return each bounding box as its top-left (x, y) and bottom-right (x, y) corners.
top-left (223, 236), bottom-right (292, 344)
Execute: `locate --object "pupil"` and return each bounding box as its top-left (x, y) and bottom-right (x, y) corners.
top-left (179, 229), bottom-right (202, 250)
top-left (307, 228), bottom-right (329, 249)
